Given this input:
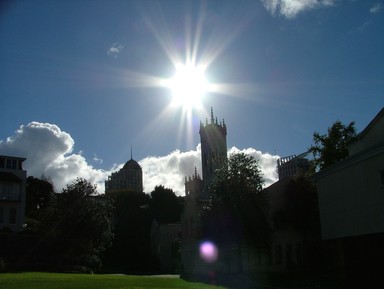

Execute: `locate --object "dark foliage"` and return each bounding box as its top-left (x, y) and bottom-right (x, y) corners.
top-left (101, 191), bottom-right (155, 273)
top-left (309, 120), bottom-right (357, 171)
top-left (1, 178), bottom-right (114, 272)
top-left (25, 176), bottom-right (54, 220)
top-left (45, 178), bottom-right (114, 271)
top-left (202, 153), bottom-right (271, 249)
top-left (150, 185), bottom-right (183, 223)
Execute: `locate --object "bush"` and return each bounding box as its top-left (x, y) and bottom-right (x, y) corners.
top-left (0, 257), bottom-right (5, 272)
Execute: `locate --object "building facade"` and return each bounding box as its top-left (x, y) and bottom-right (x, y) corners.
top-left (199, 107), bottom-right (227, 191)
top-left (150, 219), bottom-right (181, 272)
top-left (105, 157), bottom-right (143, 194)
top-left (316, 107), bottom-right (384, 240)
top-left (0, 155), bottom-right (27, 232)
top-left (277, 152), bottom-right (310, 180)
top-left (314, 106), bottom-right (384, 288)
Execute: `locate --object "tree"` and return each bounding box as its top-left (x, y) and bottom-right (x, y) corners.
top-left (47, 178), bottom-right (114, 271)
top-left (25, 176), bottom-right (55, 219)
top-left (309, 120), bottom-right (357, 171)
top-left (202, 153), bottom-right (271, 248)
top-left (150, 185), bottom-right (183, 223)
top-left (101, 191), bottom-right (154, 272)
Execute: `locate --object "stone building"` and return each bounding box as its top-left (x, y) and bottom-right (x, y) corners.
top-left (0, 155), bottom-right (27, 232)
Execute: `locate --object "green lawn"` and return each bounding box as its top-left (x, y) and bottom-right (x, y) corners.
top-left (0, 272), bottom-right (227, 289)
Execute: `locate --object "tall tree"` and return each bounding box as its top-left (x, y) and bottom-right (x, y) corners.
top-left (203, 153), bottom-right (271, 248)
top-left (150, 185), bottom-right (183, 223)
top-left (309, 120), bottom-right (357, 171)
top-left (25, 176), bottom-right (55, 219)
top-left (102, 191), bottom-right (154, 273)
top-left (47, 178), bottom-right (114, 271)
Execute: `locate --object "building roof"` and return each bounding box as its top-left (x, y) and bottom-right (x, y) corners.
top-left (123, 158), bottom-right (142, 170)
top-left (355, 106), bottom-right (384, 140)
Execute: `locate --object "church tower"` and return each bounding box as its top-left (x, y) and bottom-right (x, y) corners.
top-left (199, 107), bottom-right (227, 191)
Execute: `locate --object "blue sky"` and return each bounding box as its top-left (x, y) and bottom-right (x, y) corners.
top-left (1, 0), bottom-right (383, 194)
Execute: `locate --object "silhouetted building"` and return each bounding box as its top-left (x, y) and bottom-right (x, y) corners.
top-left (150, 219), bottom-right (181, 273)
top-left (277, 152), bottom-right (310, 180)
top-left (200, 107), bottom-right (227, 191)
top-left (105, 155), bottom-right (143, 194)
top-left (0, 155), bottom-right (27, 232)
top-left (184, 167), bottom-right (203, 196)
top-left (315, 106), bottom-right (384, 288)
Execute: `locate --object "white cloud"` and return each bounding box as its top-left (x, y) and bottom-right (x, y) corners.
top-left (107, 42), bottom-right (124, 58)
top-left (228, 146), bottom-right (280, 187)
top-left (140, 145), bottom-right (280, 196)
top-left (0, 122), bottom-right (109, 193)
top-left (93, 154), bottom-right (103, 164)
top-left (0, 122), bottom-right (280, 196)
top-left (140, 146), bottom-right (202, 196)
top-left (370, 3), bottom-right (383, 13)
top-left (261, 0), bottom-right (335, 19)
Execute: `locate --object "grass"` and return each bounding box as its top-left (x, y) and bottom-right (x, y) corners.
top-left (0, 272), bottom-right (227, 289)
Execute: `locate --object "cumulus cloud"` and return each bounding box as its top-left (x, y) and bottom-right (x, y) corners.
top-left (140, 146), bottom-right (202, 196)
top-left (0, 122), bottom-right (109, 193)
top-left (0, 122), bottom-right (280, 196)
top-left (140, 145), bottom-right (279, 196)
top-left (370, 3), bottom-right (383, 13)
top-left (107, 42), bottom-right (124, 58)
top-left (228, 146), bottom-right (280, 187)
top-left (261, 0), bottom-right (335, 19)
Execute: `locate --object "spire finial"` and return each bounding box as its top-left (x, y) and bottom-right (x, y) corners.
top-left (130, 145), bottom-right (133, 160)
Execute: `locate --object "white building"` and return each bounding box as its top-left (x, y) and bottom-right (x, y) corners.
top-left (105, 158), bottom-right (143, 194)
top-left (0, 155), bottom-right (27, 232)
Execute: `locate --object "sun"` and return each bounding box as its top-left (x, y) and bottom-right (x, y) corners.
top-left (166, 63), bottom-right (209, 110)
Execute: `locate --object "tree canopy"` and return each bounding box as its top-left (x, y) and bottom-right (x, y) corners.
top-left (47, 178), bottom-right (114, 271)
top-left (25, 176), bottom-right (55, 219)
top-left (150, 185), bottom-right (183, 223)
top-left (309, 120), bottom-right (357, 171)
top-left (202, 153), bottom-right (271, 248)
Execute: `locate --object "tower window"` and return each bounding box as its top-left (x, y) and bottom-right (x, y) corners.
top-left (9, 208), bottom-right (17, 224)
top-left (380, 170), bottom-right (384, 185)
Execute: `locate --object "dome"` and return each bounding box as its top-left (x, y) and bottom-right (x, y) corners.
top-left (123, 158), bottom-right (142, 170)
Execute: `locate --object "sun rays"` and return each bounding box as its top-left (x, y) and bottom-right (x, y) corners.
top-left (111, 2), bottom-right (259, 150)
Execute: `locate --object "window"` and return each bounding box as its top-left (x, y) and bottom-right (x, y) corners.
top-left (296, 244), bottom-right (303, 266)
top-left (9, 208), bottom-right (17, 224)
top-left (286, 244), bottom-right (293, 266)
top-left (380, 170), bottom-right (384, 185)
top-left (275, 245), bottom-right (282, 265)
top-left (0, 182), bottom-right (19, 200)
top-left (0, 207), bottom-right (4, 224)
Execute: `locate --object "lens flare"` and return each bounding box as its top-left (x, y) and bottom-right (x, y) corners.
top-left (199, 241), bottom-right (218, 263)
